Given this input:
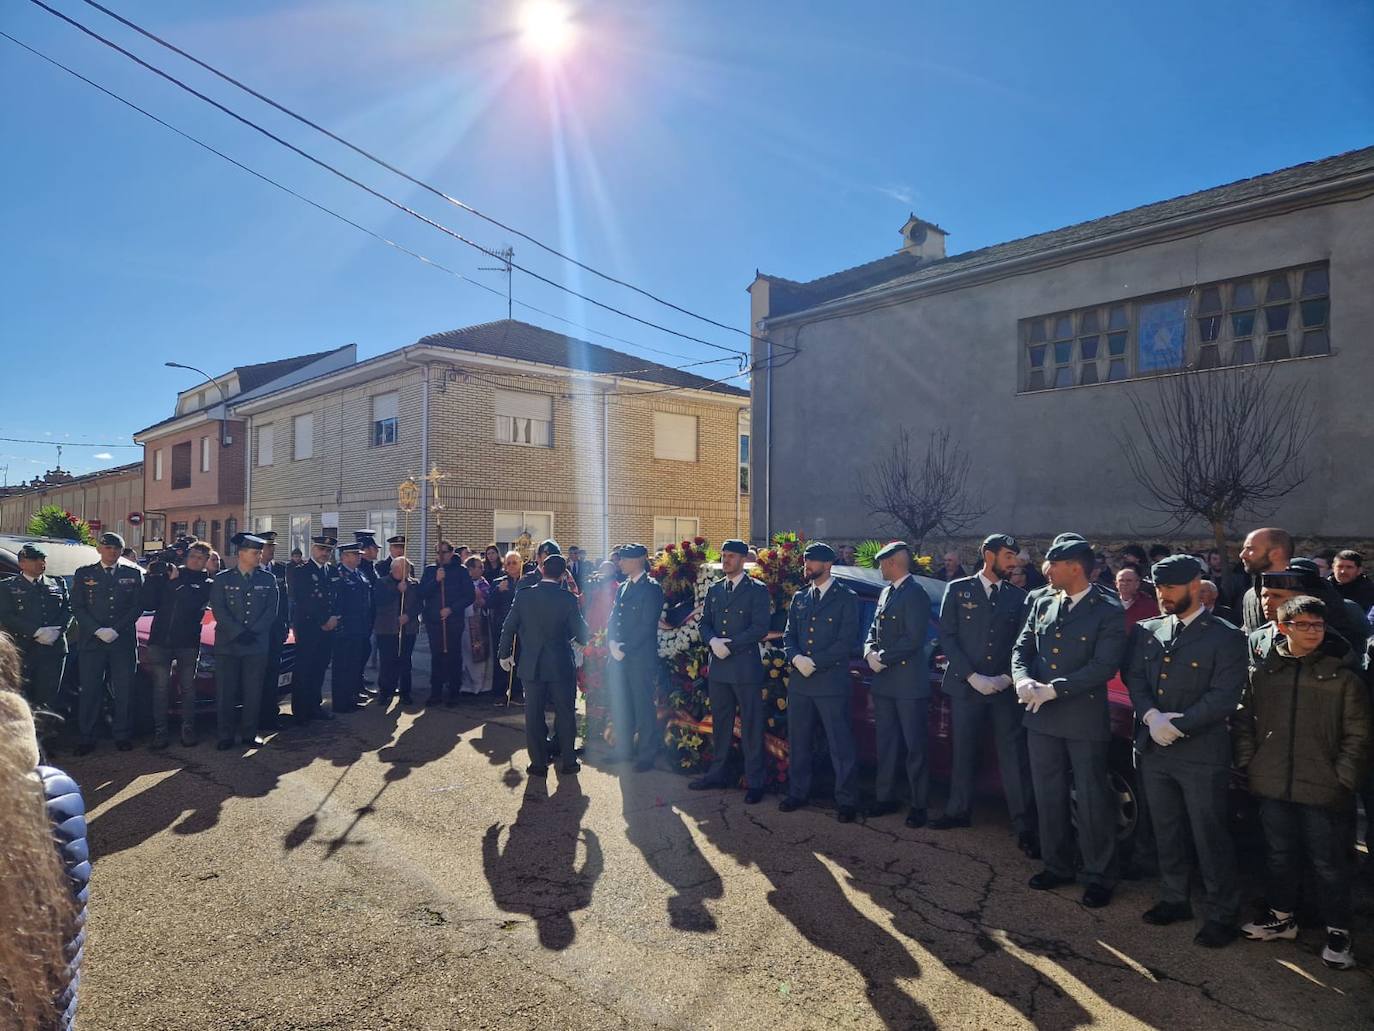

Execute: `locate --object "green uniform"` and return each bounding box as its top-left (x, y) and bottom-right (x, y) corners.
top-left (0, 572), bottom-right (73, 708)
top-left (209, 565), bottom-right (279, 745)
top-left (71, 560), bottom-right (145, 744)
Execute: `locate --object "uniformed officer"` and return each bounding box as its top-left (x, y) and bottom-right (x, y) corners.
top-left (419, 539), bottom-right (476, 707)
top-left (689, 539), bottom-right (772, 801)
top-left (354, 530), bottom-right (382, 700)
top-left (287, 534), bottom-right (339, 723)
top-left (606, 542), bottom-right (665, 771)
top-left (329, 542), bottom-right (372, 714)
top-left (375, 534), bottom-right (406, 578)
top-left (1013, 532), bottom-right (1127, 907)
top-left (71, 531), bottom-right (145, 753)
top-left (934, 533), bottom-right (1037, 853)
top-left (256, 531), bottom-right (292, 732)
top-left (863, 540), bottom-right (935, 828)
top-left (498, 552), bottom-right (589, 776)
top-left (780, 542), bottom-right (861, 822)
top-left (1125, 555), bottom-right (1246, 947)
top-left (208, 534), bottom-right (279, 749)
top-left (0, 543), bottom-right (73, 719)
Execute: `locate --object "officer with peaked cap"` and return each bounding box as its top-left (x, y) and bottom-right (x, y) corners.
top-left (353, 531), bottom-right (382, 699)
top-left (1124, 554), bottom-right (1246, 947)
top-left (0, 542), bottom-right (73, 726)
top-left (1013, 532), bottom-right (1127, 907)
top-left (376, 534), bottom-right (407, 578)
top-left (288, 534), bottom-right (340, 722)
top-left (71, 531), bottom-right (144, 753)
top-left (689, 539), bottom-right (773, 801)
top-left (780, 542), bottom-right (861, 822)
top-left (208, 533), bottom-right (279, 749)
top-left (330, 542), bottom-right (373, 714)
top-left (606, 543), bottom-right (664, 770)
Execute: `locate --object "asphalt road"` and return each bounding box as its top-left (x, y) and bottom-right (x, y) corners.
top-left (67, 696), bottom-right (1372, 1031)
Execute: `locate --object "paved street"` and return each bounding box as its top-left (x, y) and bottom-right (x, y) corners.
top-left (68, 685), bottom-right (1372, 1031)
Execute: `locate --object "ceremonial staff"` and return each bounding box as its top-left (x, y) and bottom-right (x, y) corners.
top-left (397, 476), bottom-right (420, 656)
top-left (422, 465), bottom-right (449, 655)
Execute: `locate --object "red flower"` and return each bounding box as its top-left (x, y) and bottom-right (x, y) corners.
top-left (782, 540), bottom-right (795, 552)
top-left (665, 542), bottom-right (677, 552)
top-left (693, 536), bottom-right (706, 546)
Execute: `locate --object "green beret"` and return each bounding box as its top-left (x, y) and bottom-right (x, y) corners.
top-left (803, 542), bottom-right (837, 562)
top-left (619, 543), bottom-right (648, 559)
top-left (981, 533), bottom-right (1019, 554)
top-left (18, 543), bottom-right (47, 561)
top-left (1151, 554), bottom-right (1204, 586)
top-left (720, 539), bottom-right (749, 556)
top-left (1045, 534), bottom-right (1092, 562)
top-left (873, 541), bottom-right (911, 561)
top-left (98, 531), bottom-right (125, 549)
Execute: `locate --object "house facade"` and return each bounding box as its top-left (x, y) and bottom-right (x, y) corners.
top-left (0, 462), bottom-right (144, 545)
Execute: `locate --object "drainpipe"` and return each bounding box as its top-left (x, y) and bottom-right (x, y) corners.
top-left (244, 412), bottom-right (253, 532)
top-left (401, 351), bottom-right (432, 560)
top-left (764, 335), bottom-right (773, 541)
top-left (600, 388), bottom-right (610, 561)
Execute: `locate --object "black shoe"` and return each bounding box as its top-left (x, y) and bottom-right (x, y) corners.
top-left (76, 741), bottom-right (96, 756)
top-left (778, 797), bottom-right (805, 813)
top-left (399, 694), bottom-right (413, 706)
top-left (1081, 885), bottom-right (1113, 909)
top-left (1142, 901), bottom-right (1194, 926)
top-left (526, 764), bottom-right (548, 777)
top-left (216, 740), bottom-right (234, 751)
top-left (865, 800), bottom-right (901, 818)
top-left (837, 806), bottom-right (857, 824)
top-left (929, 813), bottom-right (969, 830)
top-left (560, 762), bottom-right (582, 775)
top-left (1017, 832), bottom-right (1042, 860)
top-left (1028, 870), bottom-right (1075, 891)
top-left (744, 788), bottom-right (765, 805)
top-left (115, 739), bottom-right (133, 752)
top-left (905, 808), bottom-right (928, 829)
top-left (634, 759), bottom-right (654, 772)
top-left (1194, 921), bottom-right (1239, 948)
top-left (249, 735), bottom-right (268, 748)
top-left (688, 777), bottom-right (724, 791)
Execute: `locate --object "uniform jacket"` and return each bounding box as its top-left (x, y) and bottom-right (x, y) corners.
top-left (1243, 577), bottom-right (1364, 647)
top-left (332, 565), bottom-right (375, 640)
top-left (209, 567), bottom-right (279, 655)
top-left (698, 573), bottom-right (771, 684)
top-left (608, 574), bottom-right (664, 659)
top-left (1012, 586), bottom-right (1127, 741)
top-left (287, 560), bottom-right (339, 630)
top-left (419, 559), bottom-right (476, 628)
top-left (938, 574), bottom-right (1025, 702)
top-left (373, 575), bottom-right (421, 636)
top-left (498, 580), bottom-right (589, 683)
top-left (488, 574), bottom-right (519, 638)
top-left (70, 561), bottom-right (144, 649)
top-left (139, 566), bottom-right (211, 650)
top-left (1124, 610), bottom-right (1246, 764)
top-left (784, 579), bottom-right (859, 698)
top-left (1234, 635), bottom-right (1371, 810)
top-left (867, 575), bottom-right (935, 699)
top-left (0, 573), bottom-right (72, 655)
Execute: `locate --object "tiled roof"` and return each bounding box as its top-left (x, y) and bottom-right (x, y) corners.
top-left (762, 145), bottom-right (1374, 318)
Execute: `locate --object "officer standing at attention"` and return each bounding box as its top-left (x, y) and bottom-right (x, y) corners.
top-left (329, 542), bottom-right (372, 714)
top-left (354, 531), bottom-right (382, 701)
top-left (934, 534), bottom-right (1038, 855)
top-left (863, 540), bottom-right (935, 828)
top-left (71, 531), bottom-right (145, 754)
top-left (1013, 532), bottom-right (1127, 907)
top-left (376, 534), bottom-right (406, 578)
top-left (1124, 554), bottom-right (1247, 947)
top-left (256, 531), bottom-right (292, 733)
top-left (780, 542), bottom-right (861, 822)
top-left (689, 539), bottom-right (772, 802)
top-left (209, 533), bottom-right (279, 750)
top-left (419, 540), bottom-right (476, 707)
top-left (287, 534), bottom-right (339, 724)
top-left (498, 552), bottom-right (589, 776)
top-left (606, 543), bottom-right (665, 771)
top-left (0, 543), bottom-right (73, 721)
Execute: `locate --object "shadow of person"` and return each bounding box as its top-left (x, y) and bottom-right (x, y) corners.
top-left (465, 713), bottom-right (526, 790)
top-left (482, 773), bottom-right (603, 951)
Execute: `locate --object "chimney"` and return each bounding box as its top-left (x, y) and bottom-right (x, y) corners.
top-left (899, 214), bottom-right (948, 261)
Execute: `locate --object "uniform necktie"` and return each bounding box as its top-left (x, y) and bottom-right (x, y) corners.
top-left (725, 580), bottom-right (734, 595)
top-left (811, 587), bottom-right (820, 604)
top-left (989, 581), bottom-right (1000, 602)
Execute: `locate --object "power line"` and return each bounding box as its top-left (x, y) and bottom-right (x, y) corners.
top-left (0, 30), bottom-right (740, 382)
top-left (27, 0), bottom-right (752, 364)
top-left (0, 435), bottom-right (140, 448)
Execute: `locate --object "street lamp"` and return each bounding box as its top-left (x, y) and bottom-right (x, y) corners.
top-left (165, 361), bottom-right (229, 445)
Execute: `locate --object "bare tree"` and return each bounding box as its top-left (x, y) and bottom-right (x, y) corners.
top-left (856, 427), bottom-right (988, 551)
top-left (1118, 366), bottom-right (1317, 563)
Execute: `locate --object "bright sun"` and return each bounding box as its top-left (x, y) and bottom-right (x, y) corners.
top-left (518, 1), bottom-right (575, 59)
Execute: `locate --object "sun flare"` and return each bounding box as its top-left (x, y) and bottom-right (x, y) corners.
top-left (519, 1), bottom-right (575, 60)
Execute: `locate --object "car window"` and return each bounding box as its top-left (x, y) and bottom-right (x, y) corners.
top-left (0, 537), bottom-right (102, 586)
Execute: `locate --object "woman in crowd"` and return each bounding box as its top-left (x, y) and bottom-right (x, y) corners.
top-left (373, 558), bottom-right (420, 706)
top-left (481, 545), bottom-right (504, 586)
top-left (487, 550), bottom-right (525, 706)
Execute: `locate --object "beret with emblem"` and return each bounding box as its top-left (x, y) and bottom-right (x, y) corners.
top-left (1045, 532), bottom-right (1092, 562)
top-left (803, 542), bottom-right (837, 563)
top-left (721, 539), bottom-right (749, 556)
top-left (1151, 554), bottom-right (1205, 586)
top-left (981, 533), bottom-right (1019, 554)
top-left (18, 543), bottom-right (46, 561)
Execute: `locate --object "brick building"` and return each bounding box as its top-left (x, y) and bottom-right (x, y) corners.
top-left (229, 320), bottom-right (750, 562)
top-left (0, 462), bottom-right (144, 545)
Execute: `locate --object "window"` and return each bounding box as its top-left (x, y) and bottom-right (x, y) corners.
top-left (153, 448), bottom-right (164, 481)
top-left (653, 516), bottom-right (699, 551)
top-left (739, 431), bottom-right (750, 494)
top-left (223, 517), bottom-right (237, 554)
top-left (653, 412), bottom-right (698, 462)
top-left (171, 521), bottom-right (188, 540)
top-left (372, 392), bottom-right (398, 447)
top-left (494, 389), bottom-right (553, 447)
top-left (253, 515), bottom-right (273, 534)
top-left (200, 435), bottom-right (211, 472)
top-left (1020, 262), bottom-right (1331, 391)
top-left (257, 424), bottom-right (274, 467)
top-left (494, 510), bottom-right (553, 553)
top-left (171, 441), bottom-right (193, 490)
top-left (147, 515), bottom-right (165, 543)
top-left (367, 509), bottom-right (398, 544)
top-left (293, 413), bottom-right (313, 461)
top-left (192, 519), bottom-right (207, 541)
top-left (290, 514), bottom-right (311, 558)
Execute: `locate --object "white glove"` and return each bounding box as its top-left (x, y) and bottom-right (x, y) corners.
top-left (709, 637), bottom-right (731, 660)
top-left (968, 672), bottom-right (999, 696)
top-left (865, 650), bottom-right (886, 673)
top-left (572, 642), bottom-right (584, 669)
top-left (499, 655), bottom-right (515, 673)
top-left (1023, 683), bottom-right (1058, 713)
top-left (1014, 678), bottom-right (1037, 703)
top-left (33, 626), bottom-right (62, 646)
top-left (94, 627), bottom-right (119, 644)
top-left (608, 640), bottom-right (625, 662)
top-left (1144, 710), bottom-right (1186, 747)
top-left (791, 654), bottom-right (816, 677)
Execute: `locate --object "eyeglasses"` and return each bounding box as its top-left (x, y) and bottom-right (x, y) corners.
top-left (1282, 620), bottom-right (1325, 633)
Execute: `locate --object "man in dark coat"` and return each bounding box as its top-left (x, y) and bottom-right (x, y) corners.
top-left (139, 540), bottom-right (212, 748)
top-left (1239, 528), bottom-right (1363, 646)
top-left (330, 543), bottom-right (373, 714)
top-left (419, 540), bottom-right (476, 707)
top-left (71, 531), bottom-right (144, 753)
top-left (287, 535), bottom-right (339, 723)
top-left (0, 542), bottom-right (73, 719)
top-left (863, 540), bottom-right (935, 828)
top-left (606, 543), bottom-right (664, 771)
top-left (208, 534), bottom-right (279, 749)
top-left (689, 539), bottom-right (772, 802)
top-left (256, 531), bottom-right (291, 732)
top-left (933, 533), bottom-right (1036, 853)
top-left (354, 531), bottom-right (382, 700)
top-left (780, 542), bottom-right (861, 823)
top-left (1013, 532), bottom-right (1127, 908)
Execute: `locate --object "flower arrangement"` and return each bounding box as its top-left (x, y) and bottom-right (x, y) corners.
top-left (26, 505), bottom-right (94, 545)
top-left (855, 538), bottom-right (934, 574)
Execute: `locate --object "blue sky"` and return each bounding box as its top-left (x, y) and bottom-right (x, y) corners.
top-left (2, 0), bottom-right (1371, 479)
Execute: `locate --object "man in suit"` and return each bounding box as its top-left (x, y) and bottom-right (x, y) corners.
top-left (567, 546), bottom-right (588, 591)
top-left (256, 531), bottom-right (292, 732)
top-left (0, 542), bottom-right (73, 724)
top-left (780, 542), bottom-right (861, 822)
top-left (863, 540), bottom-right (935, 828)
top-left (208, 533), bottom-right (279, 750)
top-left (1124, 555), bottom-right (1247, 948)
top-left (518, 539), bottom-right (563, 590)
top-left (71, 531), bottom-right (145, 754)
top-left (1013, 532), bottom-right (1127, 907)
top-left (607, 542), bottom-right (665, 771)
top-left (419, 540), bottom-right (476, 707)
top-left (287, 535), bottom-right (339, 723)
top-left (499, 553), bottom-right (589, 776)
top-left (689, 538), bottom-right (772, 802)
top-left (933, 533), bottom-right (1037, 853)
top-left (1198, 580), bottom-right (1240, 626)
